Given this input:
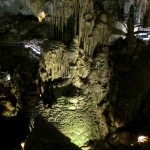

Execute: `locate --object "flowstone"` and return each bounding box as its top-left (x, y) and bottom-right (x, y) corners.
top-left (27, 39), bottom-right (111, 149)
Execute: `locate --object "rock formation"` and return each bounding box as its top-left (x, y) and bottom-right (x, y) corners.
top-left (0, 0), bottom-right (150, 150)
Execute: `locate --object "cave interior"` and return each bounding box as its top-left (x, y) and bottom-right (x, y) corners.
top-left (0, 0), bottom-right (150, 150)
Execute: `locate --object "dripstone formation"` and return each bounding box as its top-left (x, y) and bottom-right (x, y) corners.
top-left (0, 0), bottom-right (150, 150)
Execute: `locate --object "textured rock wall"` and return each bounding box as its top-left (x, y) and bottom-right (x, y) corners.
top-left (26, 36), bottom-right (111, 149)
top-left (2, 0), bottom-right (150, 149)
top-left (0, 0), bottom-right (117, 55)
top-left (109, 38), bottom-right (150, 124)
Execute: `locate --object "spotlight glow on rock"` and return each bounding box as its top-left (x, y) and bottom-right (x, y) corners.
top-left (138, 135), bottom-right (149, 143)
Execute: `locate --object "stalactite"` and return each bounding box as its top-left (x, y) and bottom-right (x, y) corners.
top-left (61, 16), bottom-right (63, 41)
top-left (74, 2), bottom-right (78, 36)
top-left (49, 18), bottom-right (52, 39)
top-left (78, 0), bottom-right (95, 57)
top-left (78, 0), bottom-right (86, 45)
top-left (51, 17), bottom-right (53, 38)
top-left (58, 16), bottom-right (60, 40)
top-left (43, 0), bottom-right (79, 45)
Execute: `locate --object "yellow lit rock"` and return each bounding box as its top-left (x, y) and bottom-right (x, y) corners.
top-left (37, 11), bottom-right (46, 22)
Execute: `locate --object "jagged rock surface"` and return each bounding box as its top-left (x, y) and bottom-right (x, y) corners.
top-left (0, 0), bottom-right (150, 150)
top-left (25, 39), bottom-right (111, 149)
